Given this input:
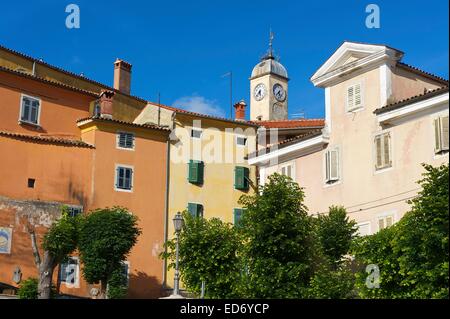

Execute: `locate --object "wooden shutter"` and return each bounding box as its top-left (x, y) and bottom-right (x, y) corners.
top-left (440, 116), bottom-right (449, 151)
top-left (188, 203), bottom-right (203, 218)
top-left (329, 149), bottom-right (339, 181)
top-left (434, 117), bottom-right (442, 153)
top-left (287, 165), bottom-right (292, 178)
top-left (383, 133), bottom-right (391, 167)
top-left (233, 208), bottom-right (243, 225)
top-left (354, 84), bottom-right (362, 108)
top-left (188, 160), bottom-right (203, 184)
top-left (347, 86), bottom-right (354, 110)
top-left (378, 218), bottom-right (385, 230)
top-left (386, 216), bottom-right (393, 228)
top-left (375, 135), bottom-right (383, 169)
top-left (235, 167), bottom-right (249, 190)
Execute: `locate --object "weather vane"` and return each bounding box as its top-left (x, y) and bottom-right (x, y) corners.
top-left (268, 28), bottom-right (274, 58)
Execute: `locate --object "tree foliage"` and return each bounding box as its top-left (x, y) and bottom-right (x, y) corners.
top-left (353, 164), bottom-right (449, 299)
top-left (238, 174), bottom-right (315, 298)
top-left (78, 207), bottom-right (141, 298)
top-left (162, 212), bottom-right (241, 298)
top-left (18, 278), bottom-right (38, 299)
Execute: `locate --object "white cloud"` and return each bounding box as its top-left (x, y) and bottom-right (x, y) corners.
top-left (172, 95), bottom-right (225, 118)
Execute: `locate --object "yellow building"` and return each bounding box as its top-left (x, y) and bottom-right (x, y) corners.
top-left (135, 101), bottom-right (258, 292)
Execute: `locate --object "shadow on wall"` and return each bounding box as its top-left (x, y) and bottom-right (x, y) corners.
top-left (127, 271), bottom-right (163, 299)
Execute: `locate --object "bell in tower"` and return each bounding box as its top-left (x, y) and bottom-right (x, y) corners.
top-left (249, 31), bottom-right (289, 121)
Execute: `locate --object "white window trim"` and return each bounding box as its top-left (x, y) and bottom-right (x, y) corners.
top-left (345, 81), bottom-right (365, 113)
top-left (116, 131), bottom-right (136, 151)
top-left (373, 129), bottom-right (394, 174)
top-left (191, 129), bottom-right (203, 139)
top-left (323, 146), bottom-right (342, 187)
top-left (279, 161), bottom-right (296, 180)
top-left (19, 94), bottom-right (42, 126)
top-left (60, 256), bottom-right (80, 288)
top-left (356, 221), bottom-right (372, 237)
top-left (114, 164), bottom-right (134, 193)
top-left (236, 135), bottom-right (248, 147)
top-left (431, 112), bottom-right (449, 159)
top-left (377, 212), bottom-right (396, 231)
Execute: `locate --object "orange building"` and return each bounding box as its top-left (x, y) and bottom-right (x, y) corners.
top-left (0, 47), bottom-right (170, 298)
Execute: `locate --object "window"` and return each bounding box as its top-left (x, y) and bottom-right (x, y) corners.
top-left (67, 206), bottom-right (83, 217)
top-left (375, 132), bottom-right (392, 171)
top-left (234, 166), bottom-right (250, 191)
top-left (20, 95), bottom-right (40, 125)
top-left (117, 132), bottom-right (135, 150)
top-left (434, 115), bottom-right (449, 154)
top-left (233, 208), bottom-right (245, 225)
top-left (378, 215), bottom-right (394, 231)
top-left (191, 129), bottom-right (202, 139)
top-left (188, 160), bottom-right (204, 184)
top-left (115, 166), bottom-right (133, 191)
top-left (279, 163), bottom-right (295, 179)
top-left (59, 257), bottom-right (79, 287)
top-left (27, 178), bottom-right (35, 188)
top-left (188, 203), bottom-right (204, 218)
top-left (325, 148), bottom-right (340, 184)
top-left (93, 102), bottom-right (101, 117)
top-left (346, 83), bottom-right (363, 111)
top-left (236, 136), bottom-right (247, 147)
top-left (356, 222), bottom-right (371, 237)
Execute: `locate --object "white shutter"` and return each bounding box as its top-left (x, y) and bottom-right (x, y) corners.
top-left (386, 216), bottom-right (393, 228)
top-left (375, 136), bottom-right (382, 169)
top-left (325, 151), bottom-right (331, 182)
top-left (434, 118), bottom-right (442, 153)
top-left (440, 116), bottom-right (449, 151)
top-left (354, 84), bottom-right (362, 108)
top-left (383, 133), bottom-right (391, 167)
top-left (378, 218), bottom-right (385, 230)
top-left (287, 165), bottom-right (292, 178)
top-left (330, 149), bottom-right (339, 181)
top-left (347, 86), bottom-right (354, 110)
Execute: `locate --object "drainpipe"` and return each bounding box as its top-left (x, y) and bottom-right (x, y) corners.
top-left (162, 113), bottom-right (175, 289)
top-left (32, 61), bottom-right (36, 76)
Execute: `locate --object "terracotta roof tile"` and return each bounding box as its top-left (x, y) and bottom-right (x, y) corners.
top-left (374, 86), bottom-right (449, 115)
top-left (397, 62), bottom-right (449, 84)
top-left (0, 130), bottom-right (95, 148)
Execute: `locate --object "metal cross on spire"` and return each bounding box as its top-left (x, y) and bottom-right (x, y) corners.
top-left (268, 28), bottom-right (274, 58)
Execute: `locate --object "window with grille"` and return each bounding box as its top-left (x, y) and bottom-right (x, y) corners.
top-left (325, 148), bottom-right (340, 184)
top-left (117, 132), bottom-right (135, 150)
top-left (115, 166), bottom-right (133, 191)
top-left (20, 95), bottom-right (40, 125)
top-left (347, 83), bottom-right (363, 111)
top-left (434, 115), bottom-right (449, 154)
top-left (375, 132), bottom-right (392, 171)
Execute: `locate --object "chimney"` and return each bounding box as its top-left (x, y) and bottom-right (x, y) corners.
top-left (114, 59), bottom-right (132, 95)
top-left (98, 90), bottom-right (115, 119)
top-left (234, 100), bottom-right (247, 121)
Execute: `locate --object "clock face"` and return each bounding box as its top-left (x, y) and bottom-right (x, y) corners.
top-left (273, 84), bottom-right (286, 102)
top-left (254, 83), bottom-right (266, 101)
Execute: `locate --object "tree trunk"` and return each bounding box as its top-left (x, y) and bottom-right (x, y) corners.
top-left (37, 251), bottom-right (56, 299)
top-left (99, 280), bottom-right (108, 299)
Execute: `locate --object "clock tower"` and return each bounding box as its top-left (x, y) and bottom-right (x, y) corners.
top-left (250, 33), bottom-right (289, 121)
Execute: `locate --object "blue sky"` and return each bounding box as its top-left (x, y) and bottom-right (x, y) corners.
top-left (1, 0), bottom-right (448, 119)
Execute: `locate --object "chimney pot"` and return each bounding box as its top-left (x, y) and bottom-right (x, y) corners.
top-left (234, 100), bottom-right (247, 121)
top-left (114, 59), bottom-right (132, 95)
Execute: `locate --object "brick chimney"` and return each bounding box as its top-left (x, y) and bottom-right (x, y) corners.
top-left (98, 90), bottom-right (115, 119)
top-left (234, 100), bottom-right (247, 121)
top-left (113, 59), bottom-right (132, 95)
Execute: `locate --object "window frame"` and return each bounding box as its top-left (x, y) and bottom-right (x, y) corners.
top-left (59, 256), bottom-right (80, 288)
top-left (67, 205), bottom-right (83, 217)
top-left (115, 164), bottom-right (134, 193)
top-left (116, 131), bottom-right (136, 151)
top-left (356, 221), bottom-right (372, 237)
top-left (345, 81), bottom-right (364, 113)
top-left (19, 94), bottom-right (41, 126)
top-left (373, 130), bottom-right (393, 173)
top-left (236, 135), bottom-right (248, 147)
top-left (324, 146), bottom-right (341, 186)
top-left (377, 213), bottom-right (395, 231)
top-left (433, 113), bottom-right (449, 156)
top-left (188, 202), bottom-right (204, 218)
top-left (279, 161), bottom-right (296, 180)
top-left (191, 129), bottom-right (203, 139)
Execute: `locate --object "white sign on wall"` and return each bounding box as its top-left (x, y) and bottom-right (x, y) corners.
top-left (0, 227), bottom-right (12, 254)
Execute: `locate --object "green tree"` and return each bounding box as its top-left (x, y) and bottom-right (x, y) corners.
top-left (78, 207), bottom-right (141, 299)
top-left (18, 278), bottom-right (38, 299)
top-left (27, 206), bottom-right (79, 299)
top-left (315, 206), bottom-right (358, 267)
top-left (162, 212), bottom-right (241, 298)
top-left (238, 174), bottom-right (315, 298)
top-left (353, 164), bottom-right (449, 299)
top-left (106, 265), bottom-right (129, 299)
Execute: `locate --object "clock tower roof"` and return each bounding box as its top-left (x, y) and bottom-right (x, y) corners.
top-left (250, 31), bottom-right (288, 80)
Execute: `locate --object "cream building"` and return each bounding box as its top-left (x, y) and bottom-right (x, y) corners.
top-left (249, 41), bottom-right (449, 236)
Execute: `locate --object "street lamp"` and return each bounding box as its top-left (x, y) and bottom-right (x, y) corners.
top-left (172, 212), bottom-right (184, 297)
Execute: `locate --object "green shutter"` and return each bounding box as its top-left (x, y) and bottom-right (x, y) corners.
top-left (234, 166), bottom-right (249, 190)
top-left (233, 208), bottom-right (244, 225)
top-left (188, 160), bottom-right (204, 184)
top-left (188, 203), bottom-right (203, 218)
